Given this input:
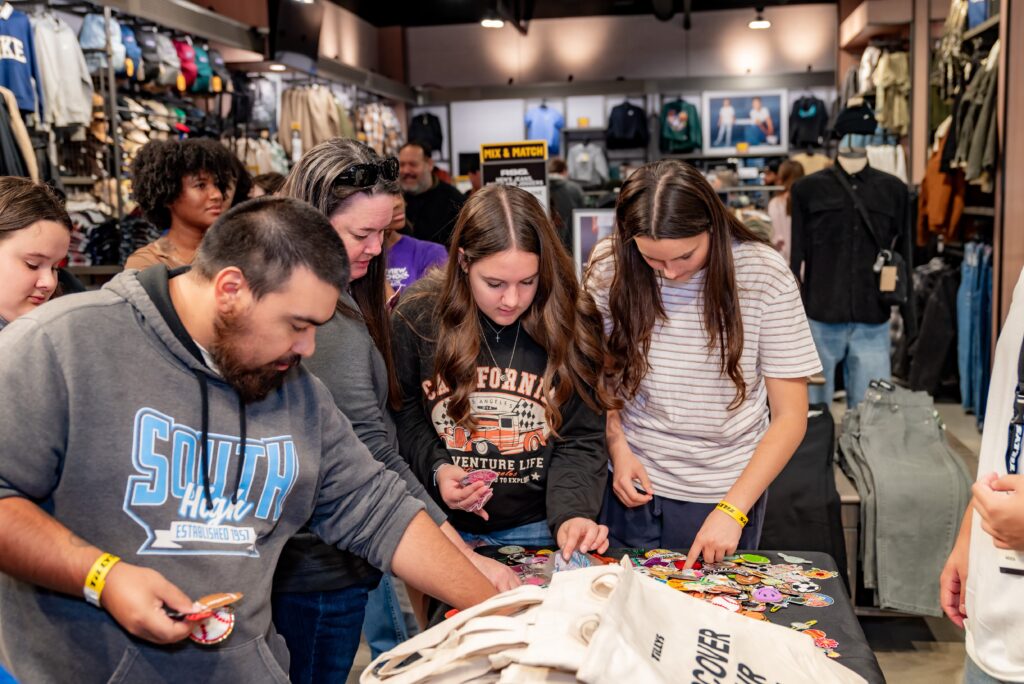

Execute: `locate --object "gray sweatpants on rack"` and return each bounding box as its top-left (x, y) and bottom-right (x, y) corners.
top-left (838, 385), bottom-right (971, 616)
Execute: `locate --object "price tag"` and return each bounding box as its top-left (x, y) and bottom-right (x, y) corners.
top-left (176, 73), bottom-right (186, 92)
top-left (125, 58), bottom-right (134, 78)
top-left (212, 75), bottom-right (223, 93)
top-left (879, 265), bottom-right (897, 292)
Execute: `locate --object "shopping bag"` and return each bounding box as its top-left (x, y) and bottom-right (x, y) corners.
top-left (576, 559), bottom-right (866, 684)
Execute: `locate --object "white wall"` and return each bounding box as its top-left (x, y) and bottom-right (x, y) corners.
top-left (407, 4), bottom-right (838, 88)
top-left (450, 99), bottom-right (527, 166)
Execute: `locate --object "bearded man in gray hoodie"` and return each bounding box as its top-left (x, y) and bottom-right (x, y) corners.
top-left (0, 197), bottom-right (496, 682)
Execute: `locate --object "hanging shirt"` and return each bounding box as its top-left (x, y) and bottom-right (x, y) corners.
top-left (586, 239), bottom-right (821, 503)
top-left (525, 105), bottom-right (564, 156)
top-left (30, 11), bottom-right (91, 127)
top-left (790, 162), bottom-right (911, 325)
top-left (566, 142), bottom-right (609, 187)
top-left (0, 6), bottom-right (43, 115)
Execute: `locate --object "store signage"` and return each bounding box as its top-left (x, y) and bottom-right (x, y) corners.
top-left (480, 140), bottom-right (549, 213)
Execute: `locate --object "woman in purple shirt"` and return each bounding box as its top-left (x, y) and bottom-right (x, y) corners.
top-left (385, 194), bottom-right (448, 296)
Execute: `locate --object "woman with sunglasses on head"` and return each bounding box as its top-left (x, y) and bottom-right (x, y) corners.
top-left (273, 139), bottom-right (517, 683)
top-left (391, 184), bottom-right (616, 562)
top-left (585, 160), bottom-right (820, 568)
top-left (0, 177), bottom-right (72, 332)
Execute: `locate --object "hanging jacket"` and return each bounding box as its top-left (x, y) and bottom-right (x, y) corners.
top-left (0, 267), bottom-right (426, 682)
top-left (605, 101), bottom-right (649, 149)
top-left (659, 99), bottom-right (701, 153)
top-left (0, 6), bottom-right (44, 114)
top-left (409, 111), bottom-right (443, 152)
top-left (789, 96), bottom-right (829, 147)
top-left (30, 10), bottom-right (91, 127)
top-left (0, 85), bottom-right (37, 180)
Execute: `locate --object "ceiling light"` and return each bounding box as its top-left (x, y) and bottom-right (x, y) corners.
top-left (269, 63), bottom-right (287, 72)
top-left (481, 17), bottom-right (505, 28)
top-left (749, 7), bottom-right (770, 30)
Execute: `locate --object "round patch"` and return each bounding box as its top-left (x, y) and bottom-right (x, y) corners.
top-left (790, 581), bottom-right (821, 594)
top-left (644, 549), bottom-right (674, 559)
top-left (803, 593), bottom-right (835, 607)
top-left (814, 637), bottom-right (839, 650)
top-left (536, 549), bottom-right (553, 555)
top-left (189, 606), bottom-right (235, 646)
top-left (498, 545), bottom-right (525, 555)
top-left (740, 554), bottom-right (771, 565)
top-left (734, 574), bottom-right (760, 586)
top-left (741, 610), bottom-right (767, 621)
top-left (752, 587), bottom-right (784, 603)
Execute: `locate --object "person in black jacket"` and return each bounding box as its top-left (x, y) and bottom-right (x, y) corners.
top-left (398, 141), bottom-right (466, 247)
top-left (392, 184), bottom-right (616, 561)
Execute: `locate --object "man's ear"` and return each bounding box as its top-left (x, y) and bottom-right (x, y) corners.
top-left (212, 266), bottom-right (252, 315)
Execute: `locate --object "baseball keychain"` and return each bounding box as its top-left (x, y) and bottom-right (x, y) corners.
top-left (165, 592), bottom-right (244, 646)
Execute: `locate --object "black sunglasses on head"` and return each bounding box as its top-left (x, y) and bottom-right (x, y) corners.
top-left (335, 157), bottom-right (399, 187)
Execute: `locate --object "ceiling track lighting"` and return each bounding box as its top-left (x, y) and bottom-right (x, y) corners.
top-left (749, 6), bottom-right (771, 30)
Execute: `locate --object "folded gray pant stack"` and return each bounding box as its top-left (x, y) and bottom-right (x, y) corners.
top-left (838, 384), bottom-right (972, 616)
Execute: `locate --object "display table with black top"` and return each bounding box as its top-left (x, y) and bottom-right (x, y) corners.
top-left (457, 547), bottom-right (885, 684)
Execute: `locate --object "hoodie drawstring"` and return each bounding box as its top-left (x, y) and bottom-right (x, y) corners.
top-left (192, 369), bottom-right (249, 510)
top-left (192, 369), bottom-right (214, 510)
top-left (234, 391), bottom-right (246, 504)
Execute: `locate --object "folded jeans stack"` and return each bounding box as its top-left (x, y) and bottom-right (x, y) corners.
top-left (838, 383), bottom-right (971, 616)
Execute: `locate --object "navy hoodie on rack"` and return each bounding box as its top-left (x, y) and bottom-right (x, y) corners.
top-left (0, 5), bottom-right (44, 115)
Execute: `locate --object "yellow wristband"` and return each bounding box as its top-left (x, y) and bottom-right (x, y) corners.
top-left (716, 501), bottom-right (749, 528)
top-left (83, 553), bottom-right (121, 608)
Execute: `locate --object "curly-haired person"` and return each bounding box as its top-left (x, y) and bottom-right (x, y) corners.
top-left (124, 139), bottom-right (237, 270)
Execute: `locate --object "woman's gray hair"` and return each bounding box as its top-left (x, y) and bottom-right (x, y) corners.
top-left (278, 138), bottom-right (399, 217)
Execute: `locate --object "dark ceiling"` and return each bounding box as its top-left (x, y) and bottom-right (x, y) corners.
top-left (332, 0), bottom-right (835, 28)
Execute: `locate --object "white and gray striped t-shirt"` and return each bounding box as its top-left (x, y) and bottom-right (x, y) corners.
top-left (587, 239), bottom-right (822, 503)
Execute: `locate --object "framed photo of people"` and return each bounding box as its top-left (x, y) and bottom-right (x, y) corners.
top-left (571, 208), bottom-right (616, 279)
top-left (701, 89), bottom-right (788, 155)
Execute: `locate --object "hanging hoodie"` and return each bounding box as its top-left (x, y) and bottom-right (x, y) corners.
top-left (0, 5), bottom-right (44, 115)
top-left (605, 101), bottom-right (649, 150)
top-left (0, 267), bottom-right (425, 682)
top-left (30, 10), bottom-right (92, 127)
top-left (789, 95), bottom-right (829, 148)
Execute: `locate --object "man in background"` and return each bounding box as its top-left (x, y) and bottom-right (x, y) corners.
top-left (399, 141), bottom-right (465, 247)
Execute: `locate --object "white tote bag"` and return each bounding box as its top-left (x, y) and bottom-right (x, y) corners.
top-left (576, 560), bottom-right (867, 684)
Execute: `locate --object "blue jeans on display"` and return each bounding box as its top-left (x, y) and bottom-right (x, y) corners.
top-left (974, 247), bottom-right (993, 426)
top-left (458, 520), bottom-right (557, 548)
top-left (807, 319), bottom-right (891, 408)
top-left (271, 582), bottom-right (372, 684)
top-left (964, 656), bottom-right (1012, 684)
top-left (362, 574), bottom-right (415, 659)
top-left (957, 243), bottom-right (979, 410)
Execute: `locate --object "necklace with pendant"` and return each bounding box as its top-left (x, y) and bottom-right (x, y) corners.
top-left (481, 316), bottom-right (508, 344)
top-left (481, 321), bottom-right (521, 383)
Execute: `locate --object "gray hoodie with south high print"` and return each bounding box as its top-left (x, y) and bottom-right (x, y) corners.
top-left (0, 270), bottom-right (424, 682)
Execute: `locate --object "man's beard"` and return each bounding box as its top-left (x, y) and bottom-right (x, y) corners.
top-left (210, 312), bottom-right (300, 404)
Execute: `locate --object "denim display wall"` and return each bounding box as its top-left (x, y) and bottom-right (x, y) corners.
top-left (958, 242), bottom-right (993, 426)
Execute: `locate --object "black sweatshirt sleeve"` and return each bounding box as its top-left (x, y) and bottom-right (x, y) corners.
top-left (544, 389), bottom-right (609, 537)
top-left (390, 303), bottom-right (452, 493)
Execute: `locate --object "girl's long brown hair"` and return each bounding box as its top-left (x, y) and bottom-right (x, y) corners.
top-left (595, 160), bottom-right (767, 410)
top-left (279, 138), bottom-right (401, 408)
top-left (401, 184), bottom-right (617, 432)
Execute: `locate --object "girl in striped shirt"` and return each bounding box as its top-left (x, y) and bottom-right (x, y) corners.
top-left (586, 160), bottom-right (821, 566)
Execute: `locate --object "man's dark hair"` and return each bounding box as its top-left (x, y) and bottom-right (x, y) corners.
top-left (400, 140), bottom-right (433, 159)
top-left (193, 196), bottom-right (349, 298)
top-left (131, 138), bottom-right (238, 230)
top-left (229, 155), bottom-right (253, 208)
top-left (548, 157), bottom-right (568, 175)
top-left (253, 172), bottom-right (286, 196)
